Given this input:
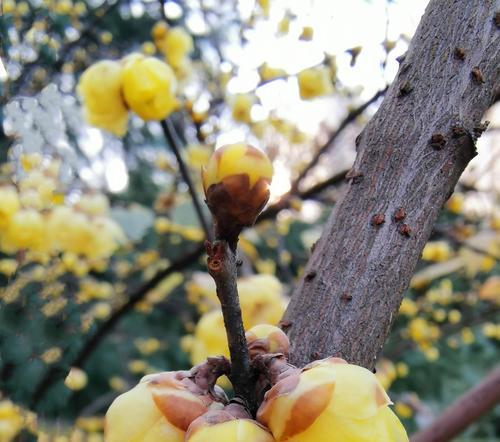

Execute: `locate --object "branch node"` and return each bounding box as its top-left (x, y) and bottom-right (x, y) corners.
top-left (429, 133), bottom-right (447, 150)
top-left (398, 223), bottom-right (412, 237)
top-left (371, 214), bottom-right (386, 226)
top-left (394, 207), bottom-right (407, 222)
top-left (453, 47), bottom-right (466, 60)
top-left (471, 67), bottom-right (485, 84)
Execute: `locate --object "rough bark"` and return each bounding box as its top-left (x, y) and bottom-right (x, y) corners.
top-left (410, 367), bottom-right (500, 442)
top-left (284, 0), bottom-right (500, 369)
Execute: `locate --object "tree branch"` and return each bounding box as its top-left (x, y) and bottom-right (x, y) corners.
top-left (283, 0), bottom-right (500, 369)
top-left (291, 87), bottom-right (387, 191)
top-left (410, 366), bottom-right (500, 442)
top-left (160, 119), bottom-right (212, 240)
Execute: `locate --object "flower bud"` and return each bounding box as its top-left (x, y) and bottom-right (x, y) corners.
top-left (246, 324), bottom-right (290, 359)
top-left (186, 407), bottom-right (274, 442)
top-left (257, 357), bottom-right (408, 442)
top-left (105, 370), bottom-right (225, 442)
top-left (64, 367), bottom-right (88, 391)
top-left (202, 143), bottom-right (273, 243)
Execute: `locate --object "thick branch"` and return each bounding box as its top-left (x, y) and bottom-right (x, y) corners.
top-left (410, 366), bottom-right (500, 442)
top-left (284, 0), bottom-right (500, 369)
top-left (160, 119), bottom-right (212, 240)
top-left (205, 240), bottom-right (255, 412)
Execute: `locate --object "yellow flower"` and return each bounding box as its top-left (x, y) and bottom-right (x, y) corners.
top-left (394, 402), bottom-right (413, 419)
top-left (64, 367), bottom-right (88, 391)
top-left (0, 259), bottom-right (18, 276)
top-left (299, 26), bottom-right (314, 41)
top-left (186, 415), bottom-right (274, 442)
top-left (202, 143), bottom-right (273, 239)
top-left (297, 67), bottom-right (334, 100)
top-left (152, 21), bottom-right (169, 41)
top-left (231, 94), bottom-right (255, 123)
top-left (134, 338), bottom-right (161, 355)
top-left (122, 55), bottom-right (178, 120)
top-left (448, 309), bottom-right (461, 324)
top-left (1, 209), bottom-right (47, 253)
top-left (257, 357), bottom-right (408, 442)
top-left (0, 186), bottom-right (20, 228)
top-left (163, 27), bottom-right (193, 68)
top-left (446, 193), bottom-right (464, 214)
top-left (399, 298), bottom-right (418, 317)
top-left (421, 241), bottom-right (452, 262)
top-left (461, 327), bottom-right (475, 344)
top-left (76, 194), bottom-right (109, 216)
top-left (258, 63), bottom-right (286, 82)
top-left (186, 144), bottom-right (212, 169)
top-left (41, 347), bottom-right (62, 364)
top-left (106, 371), bottom-right (224, 442)
top-left (0, 400), bottom-right (24, 442)
top-left (141, 41), bottom-right (156, 55)
top-left (246, 324), bottom-right (290, 359)
top-left (407, 318), bottom-right (440, 346)
top-left (109, 376), bottom-right (128, 392)
top-left (77, 60), bottom-right (129, 137)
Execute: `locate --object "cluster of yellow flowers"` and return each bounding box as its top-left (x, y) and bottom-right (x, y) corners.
top-left (78, 53), bottom-right (178, 136)
top-left (0, 398), bottom-right (38, 442)
top-left (0, 156), bottom-right (125, 267)
top-left (182, 273), bottom-right (286, 366)
top-left (106, 326), bottom-right (408, 442)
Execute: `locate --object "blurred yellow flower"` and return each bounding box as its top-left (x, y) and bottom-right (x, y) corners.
top-left (297, 67), bottom-right (334, 99)
top-left (163, 27), bottom-right (193, 68)
top-left (0, 186), bottom-right (20, 228)
top-left (77, 60), bottom-right (129, 137)
top-left (231, 94), bottom-right (255, 123)
top-left (0, 400), bottom-right (24, 442)
top-left (64, 367), bottom-right (88, 391)
top-left (41, 347), bottom-right (63, 364)
top-left (422, 241), bottom-right (452, 262)
top-left (122, 55), bottom-right (178, 120)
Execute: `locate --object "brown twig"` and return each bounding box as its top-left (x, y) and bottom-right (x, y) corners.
top-left (160, 119), bottom-right (212, 240)
top-left (205, 240), bottom-right (256, 413)
top-left (291, 87), bottom-right (387, 191)
top-left (410, 366), bottom-right (500, 442)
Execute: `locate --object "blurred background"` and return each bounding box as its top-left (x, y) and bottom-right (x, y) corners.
top-left (0, 0), bottom-right (499, 440)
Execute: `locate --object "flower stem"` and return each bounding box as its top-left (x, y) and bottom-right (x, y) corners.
top-left (205, 239), bottom-right (256, 414)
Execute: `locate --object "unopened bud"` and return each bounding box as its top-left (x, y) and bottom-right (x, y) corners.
top-left (246, 324), bottom-right (290, 359)
top-left (202, 143), bottom-right (273, 243)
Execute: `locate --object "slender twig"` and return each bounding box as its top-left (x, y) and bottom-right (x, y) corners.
top-left (205, 240), bottom-right (255, 412)
top-left (410, 366), bottom-right (500, 442)
top-left (30, 243), bottom-right (205, 409)
top-left (258, 169), bottom-right (348, 222)
top-left (160, 119), bottom-right (212, 240)
top-left (292, 87), bottom-right (387, 191)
